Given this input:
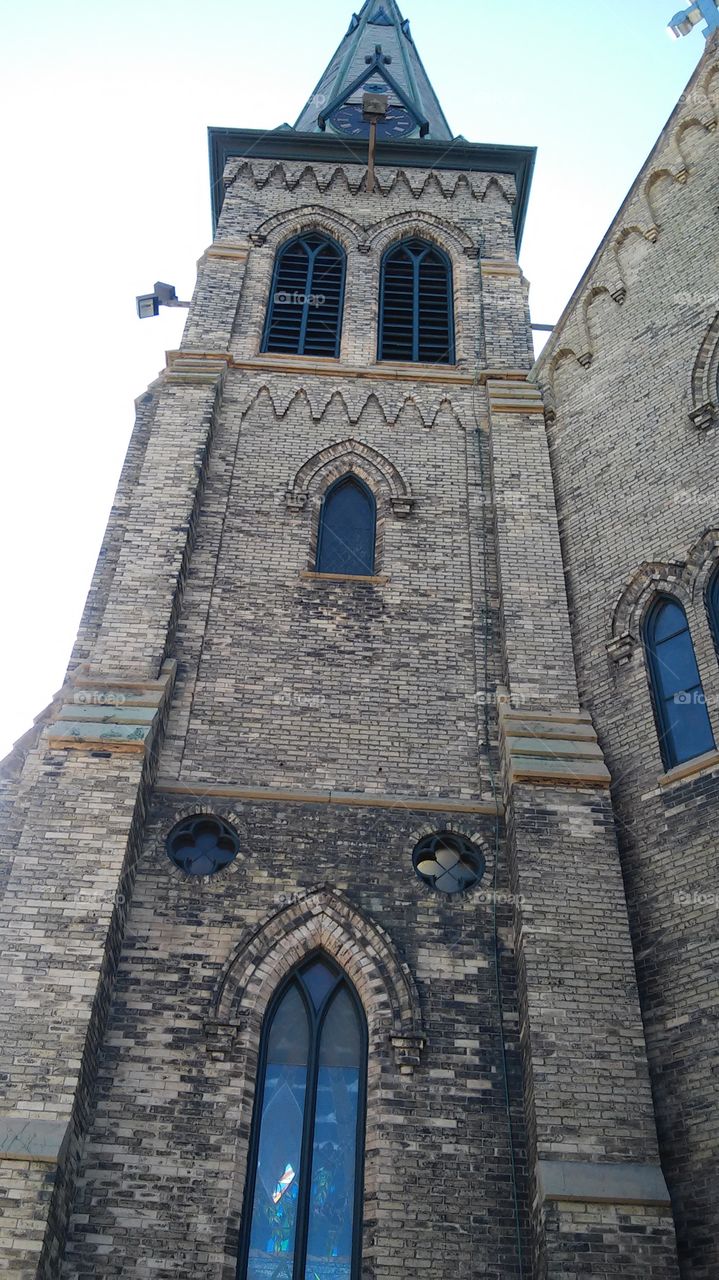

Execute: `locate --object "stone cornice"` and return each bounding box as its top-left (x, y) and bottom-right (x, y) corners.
top-left (155, 779), bottom-right (503, 817)
top-left (167, 350), bottom-right (535, 391)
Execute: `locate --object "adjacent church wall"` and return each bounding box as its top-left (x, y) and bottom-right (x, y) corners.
top-left (534, 36), bottom-right (719, 1279)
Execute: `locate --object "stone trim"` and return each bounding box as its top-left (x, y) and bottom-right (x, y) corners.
top-left (608, 529), bottom-right (719, 660)
top-left (45, 662), bottom-right (176, 754)
top-left (486, 375), bottom-right (545, 416)
top-left (300, 570), bottom-right (390, 585)
top-left (164, 352), bottom-right (232, 386)
top-left (658, 746), bottom-right (719, 789)
top-left (0, 1117), bottom-right (71, 1166)
top-left (154, 779), bottom-right (504, 816)
top-left (537, 1159), bottom-right (671, 1207)
top-left (498, 699), bottom-right (611, 789)
top-left (480, 259), bottom-right (523, 278)
top-left (201, 242), bottom-right (250, 263)
top-left (167, 348), bottom-right (473, 385)
top-left (689, 307), bottom-right (719, 430)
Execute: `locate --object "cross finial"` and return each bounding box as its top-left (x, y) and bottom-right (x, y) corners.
top-left (365, 43), bottom-right (392, 64)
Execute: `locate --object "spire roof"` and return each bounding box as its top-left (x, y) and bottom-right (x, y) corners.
top-left (294, 0), bottom-right (453, 140)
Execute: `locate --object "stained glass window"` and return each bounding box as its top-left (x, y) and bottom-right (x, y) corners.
top-left (315, 476), bottom-right (376, 577)
top-left (165, 814), bottom-right (240, 876)
top-left (644, 595), bottom-right (714, 769)
top-left (412, 832), bottom-right (485, 894)
top-left (239, 956), bottom-right (366, 1280)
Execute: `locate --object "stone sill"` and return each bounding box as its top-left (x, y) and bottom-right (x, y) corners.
top-left (658, 747), bottom-right (719, 789)
top-left (300, 570), bottom-right (389, 585)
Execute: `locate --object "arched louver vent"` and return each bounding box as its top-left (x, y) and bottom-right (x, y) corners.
top-left (262, 233), bottom-right (345, 358)
top-left (379, 237), bottom-right (454, 364)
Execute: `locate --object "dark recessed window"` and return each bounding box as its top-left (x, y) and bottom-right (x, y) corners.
top-left (708, 567), bottom-right (719, 657)
top-left (378, 237), bottom-right (454, 364)
top-left (316, 474), bottom-right (376, 576)
top-left (165, 814), bottom-right (240, 877)
top-left (238, 954), bottom-right (366, 1280)
top-left (644, 595), bottom-right (715, 769)
top-left (413, 832), bottom-right (485, 894)
top-left (262, 233), bottom-right (345, 358)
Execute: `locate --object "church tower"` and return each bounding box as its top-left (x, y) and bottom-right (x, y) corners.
top-left (0, 4), bottom-right (691, 1277)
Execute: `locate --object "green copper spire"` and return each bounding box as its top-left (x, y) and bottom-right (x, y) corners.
top-left (294, 0), bottom-right (453, 140)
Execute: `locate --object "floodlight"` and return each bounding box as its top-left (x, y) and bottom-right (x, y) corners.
top-left (667, 1), bottom-right (719, 37)
top-left (136, 293), bottom-right (160, 319)
top-left (135, 281), bottom-right (190, 319)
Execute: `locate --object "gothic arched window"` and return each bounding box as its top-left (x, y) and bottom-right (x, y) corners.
top-left (707, 566), bottom-right (719, 655)
top-left (644, 595), bottom-right (714, 769)
top-left (378, 237), bottom-right (454, 364)
top-left (262, 233), bottom-right (346, 358)
top-left (316, 475), bottom-right (376, 576)
top-left (238, 955), bottom-right (366, 1280)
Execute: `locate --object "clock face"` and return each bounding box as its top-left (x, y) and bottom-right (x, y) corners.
top-left (328, 102), bottom-right (415, 139)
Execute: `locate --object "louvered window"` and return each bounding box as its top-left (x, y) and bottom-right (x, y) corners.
top-left (262, 233), bottom-right (345, 357)
top-left (378, 237), bottom-right (454, 364)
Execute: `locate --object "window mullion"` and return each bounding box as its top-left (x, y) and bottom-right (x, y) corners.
top-left (412, 252), bottom-right (420, 363)
top-left (293, 1003), bottom-right (320, 1280)
top-left (297, 243), bottom-right (315, 356)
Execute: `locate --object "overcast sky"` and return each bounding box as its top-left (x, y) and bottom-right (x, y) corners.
top-left (0, 0), bottom-right (703, 758)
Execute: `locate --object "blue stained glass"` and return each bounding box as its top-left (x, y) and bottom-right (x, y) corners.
top-left (302, 959), bottom-right (337, 1012)
top-left (240, 961), bottom-right (366, 1280)
top-left (304, 990), bottom-right (361, 1280)
top-left (247, 986), bottom-right (309, 1279)
top-left (652, 599), bottom-right (687, 643)
top-left (653, 630), bottom-right (701, 697)
top-left (316, 477), bottom-right (375, 576)
top-left (708, 570), bottom-right (719, 652)
top-left (665, 692), bottom-right (714, 765)
top-left (645, 597), bottom-right (715, 769)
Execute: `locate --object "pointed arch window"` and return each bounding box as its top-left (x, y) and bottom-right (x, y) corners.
top-left (378, 237), bottom-right (454, 364)
top-left (263, 234), bottom-right (346, 358)
top-left (238, 955), bottom-right (366, 1280)
top-left (644, 595), bottom-right (714, 769)
top-left (316, 475), bottom-right (376, 576)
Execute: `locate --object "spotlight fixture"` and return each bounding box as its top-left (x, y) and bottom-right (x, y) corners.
top-left (135, 281), bottom-right (191, 319)
top-left (667, 0), bottom-right (719, 38)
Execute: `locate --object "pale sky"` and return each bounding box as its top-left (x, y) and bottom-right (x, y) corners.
top-left (0, 0), bottom-right (703, 758)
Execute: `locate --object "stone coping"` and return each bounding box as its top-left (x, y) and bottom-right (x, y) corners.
top-left (538, 1158), bottom-right (671, 1208)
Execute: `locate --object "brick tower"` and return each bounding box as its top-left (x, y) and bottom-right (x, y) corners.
top-left (4, 5), bottom-right (714, 1279)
